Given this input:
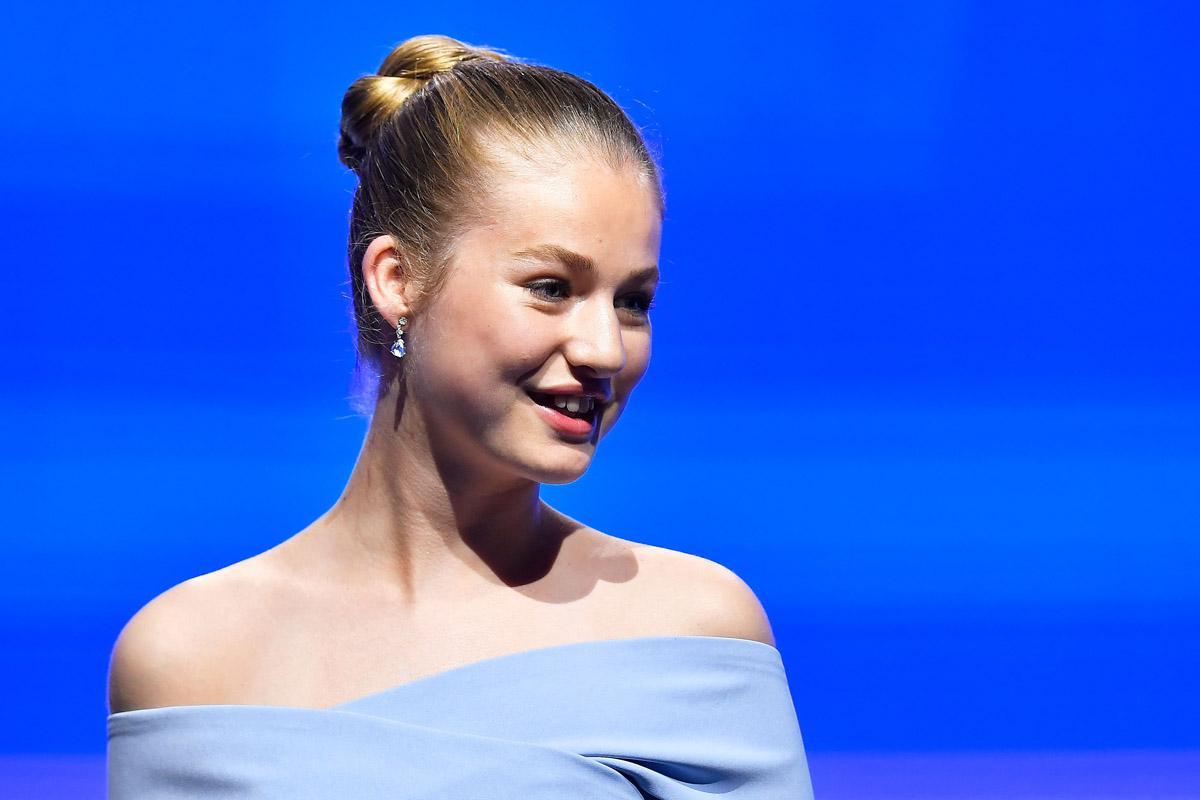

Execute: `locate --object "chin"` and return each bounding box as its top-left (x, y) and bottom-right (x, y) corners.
top-left (527, 451), bottom-right (593, 485)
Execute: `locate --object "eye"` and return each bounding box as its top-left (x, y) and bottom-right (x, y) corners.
top-left (526, 279), bottom-right (569, 302)
top-left (618, 293), bottom-right (656, 317)
top-left (526, 279), bottom-right (657, 318)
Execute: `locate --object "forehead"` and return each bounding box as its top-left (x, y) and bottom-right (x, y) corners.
top-left (460, 149), bottom-right (662, 274)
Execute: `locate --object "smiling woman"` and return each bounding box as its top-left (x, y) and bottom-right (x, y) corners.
top-left (105, 33), bottom-right (814, 799)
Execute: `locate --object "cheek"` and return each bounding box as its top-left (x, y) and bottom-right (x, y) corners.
top-left (608, 334), bottom-right (651, 406)
top-left (427, 301), bottom-right (549, 405)
top-left (626, 331), bottom-right (652, 377)
top-left (426, 283), bottom-right (520, 356)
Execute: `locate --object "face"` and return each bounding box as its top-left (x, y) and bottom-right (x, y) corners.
top-left (381, 151), bottom-right (662, 484)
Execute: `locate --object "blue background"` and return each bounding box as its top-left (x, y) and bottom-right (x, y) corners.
top-left (3, 0), bottom-right (1197, 760)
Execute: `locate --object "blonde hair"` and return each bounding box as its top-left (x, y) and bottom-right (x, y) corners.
top-left (337, 34), bottom-right (664, 414)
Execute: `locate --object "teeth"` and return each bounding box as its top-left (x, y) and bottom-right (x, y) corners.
top-left (552, 395), bottom-right (590, 412)
top-left (545, 394), bottom-right (594, 413)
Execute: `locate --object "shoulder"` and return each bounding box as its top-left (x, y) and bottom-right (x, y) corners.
top-left (622, 538), bottom-right (778, 647)
top-left (107, 558), bottom-right (281, 714)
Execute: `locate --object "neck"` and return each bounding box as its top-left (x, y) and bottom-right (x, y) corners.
top-left (296, 383), bottom-right (569, 604)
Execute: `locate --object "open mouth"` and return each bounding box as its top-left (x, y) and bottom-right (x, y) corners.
top-left (526, 391), bottom-right (600, 422)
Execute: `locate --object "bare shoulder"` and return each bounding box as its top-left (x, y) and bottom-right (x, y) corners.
top-left (107, 556), bottom-right (281, 714)
top-left (603, 534), bottom-right (777, 647)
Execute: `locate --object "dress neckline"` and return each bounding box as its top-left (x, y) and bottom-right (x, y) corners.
top-left (107, 634), bottom-right (780, 720)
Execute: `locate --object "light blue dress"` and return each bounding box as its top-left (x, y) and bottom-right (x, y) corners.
top-left (108, 634), bottom-right (815, 798)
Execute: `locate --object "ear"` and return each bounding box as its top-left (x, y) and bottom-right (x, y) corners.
top-left (361, 235), bottom-right (417, 325)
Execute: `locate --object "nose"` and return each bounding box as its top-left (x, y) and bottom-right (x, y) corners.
top-left (563, 296), bottom-right (626, 376)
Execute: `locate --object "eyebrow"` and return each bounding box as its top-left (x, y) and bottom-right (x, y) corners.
top-left (511, 243), bottom-right (659, 282)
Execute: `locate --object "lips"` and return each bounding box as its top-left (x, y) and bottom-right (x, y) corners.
top-left (525, 390), bottom-right (599, 438)
top-left (526, 391), bottom-right (596, 420)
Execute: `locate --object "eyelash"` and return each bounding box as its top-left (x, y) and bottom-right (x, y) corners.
top-left (526, 279), bottom-right (657, 316)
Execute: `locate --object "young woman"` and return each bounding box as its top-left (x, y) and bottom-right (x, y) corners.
top-left (107, 34), bottom-right (814, 798)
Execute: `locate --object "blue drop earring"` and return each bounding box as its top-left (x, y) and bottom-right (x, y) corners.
top-left (389, 316), bottom-right (408, 358)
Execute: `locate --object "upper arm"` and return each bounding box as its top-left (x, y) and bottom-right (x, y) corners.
top-left (107, 579), bottom-right (224, 714)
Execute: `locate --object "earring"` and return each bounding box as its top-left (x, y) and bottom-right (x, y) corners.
top-left (389, 316), bottom-right (408, 358)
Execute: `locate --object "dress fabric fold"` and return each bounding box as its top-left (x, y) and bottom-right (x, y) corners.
top-left (107, 634), bottom-right (815, 799)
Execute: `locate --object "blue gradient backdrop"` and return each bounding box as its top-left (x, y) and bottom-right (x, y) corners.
top-left (3, 0), bottom-right (1197, 766)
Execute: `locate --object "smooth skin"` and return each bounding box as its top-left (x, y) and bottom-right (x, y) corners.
top-left (108, 148), bottom-right (775, 713)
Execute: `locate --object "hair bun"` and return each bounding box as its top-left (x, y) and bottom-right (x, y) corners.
top-left (338, 34), bottom-right (510, 173)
